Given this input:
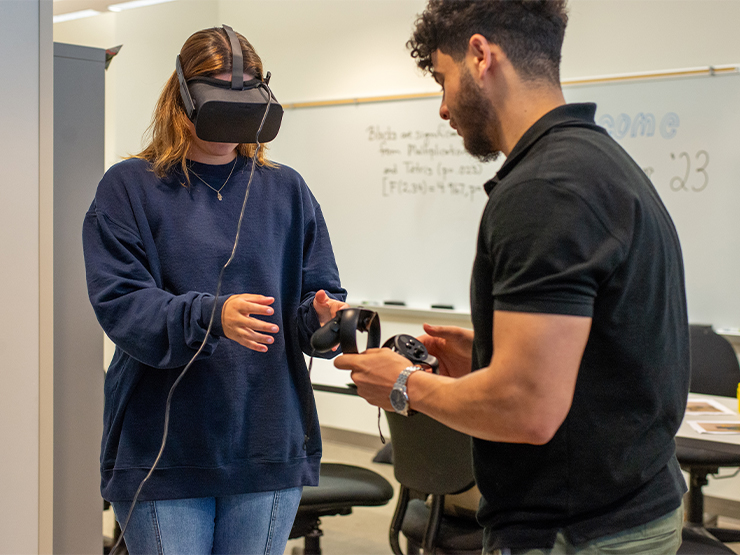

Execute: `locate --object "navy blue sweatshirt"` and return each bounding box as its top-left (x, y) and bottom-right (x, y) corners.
top-left (82, 156), bottom-right (346, 502)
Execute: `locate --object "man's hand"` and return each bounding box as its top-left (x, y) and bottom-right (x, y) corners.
top-left (334, 348), bottom-right (413, 411)
top-left (222, 294), bottom-right (278, 352)
top-left (418, 324), bottom-right (474, 378)
top-left (313, 289), bottom-right (349, 326)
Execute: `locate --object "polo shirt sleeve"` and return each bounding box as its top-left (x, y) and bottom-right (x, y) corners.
top-left (485, 178), bottom-right (628, 317)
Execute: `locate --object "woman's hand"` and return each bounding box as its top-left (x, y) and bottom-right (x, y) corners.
top-left (418, 323), bottom-right (474, 378)
top-left (221, 294), bottom-right (279, 352)
top-left (313, 289), bottom-right (349, 326)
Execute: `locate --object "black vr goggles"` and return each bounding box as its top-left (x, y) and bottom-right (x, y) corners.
top-left (176, 25), bottom-right (283, 144)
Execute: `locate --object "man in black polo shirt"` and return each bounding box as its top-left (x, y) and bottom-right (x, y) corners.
top-left (335, 0), bottom-right (690, 552)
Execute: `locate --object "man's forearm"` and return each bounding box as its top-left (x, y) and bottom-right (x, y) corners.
top-left (405, 366), bottom-right (559, 444)
top-left (407, 339), bottom-right (583, 446)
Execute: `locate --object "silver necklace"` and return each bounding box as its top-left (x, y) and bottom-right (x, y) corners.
top-left (189, 157), bottom-right (237, 201)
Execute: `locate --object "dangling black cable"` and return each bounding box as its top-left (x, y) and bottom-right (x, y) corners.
top-left (377, 408), bottom-right (386, 444)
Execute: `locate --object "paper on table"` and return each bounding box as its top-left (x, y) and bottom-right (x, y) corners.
top-left (686, 398), bottom-right (736, 415)
top-left (689, 421), bottom-right (740, 434)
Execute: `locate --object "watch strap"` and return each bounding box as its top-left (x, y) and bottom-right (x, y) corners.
top-left (397, 365), bottom-right (421, 387)
top-left (392, 365), bottom-right (421, 416)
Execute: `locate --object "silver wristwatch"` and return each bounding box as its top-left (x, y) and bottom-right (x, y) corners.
top-left (390, 366), bottom-right (421, 416)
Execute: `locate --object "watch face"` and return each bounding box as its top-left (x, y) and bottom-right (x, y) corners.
top-left (390, 387), bottom-right (407, 413)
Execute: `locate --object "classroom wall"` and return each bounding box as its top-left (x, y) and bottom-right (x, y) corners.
top-left (52, 0), bottom-right (740, 507)
top-left (562, 0), bottom-right (740, 78)
top-left (54, 0), bottom-right (740, 166)
top-left (0, 1), bottom-right (54, 553)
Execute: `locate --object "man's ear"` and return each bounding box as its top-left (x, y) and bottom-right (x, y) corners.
top-left (467, 34), bottom-right (493, 79)
top-left (468, 34), bottom-right (506, 81)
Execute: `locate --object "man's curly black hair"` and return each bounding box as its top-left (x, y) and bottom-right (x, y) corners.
top-left (407, 0), bottom-right (568, 85)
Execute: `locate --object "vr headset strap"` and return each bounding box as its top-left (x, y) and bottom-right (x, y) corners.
top-left (175, 55), bottom-right (195, 119)
top-left (222, 25), bottom-right (244, 90)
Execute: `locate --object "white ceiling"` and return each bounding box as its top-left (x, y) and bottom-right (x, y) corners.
top-left (52, 0), bottom-right (175, 16)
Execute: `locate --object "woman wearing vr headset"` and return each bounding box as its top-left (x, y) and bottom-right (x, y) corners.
top-left (83, 26), bottom-right (347, 554)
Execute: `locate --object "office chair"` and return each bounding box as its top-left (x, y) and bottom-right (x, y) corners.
top-left (678, 526), bottom-right (737, 554)
top-left (289, 462), bottom-right (394, 555)
top-left (676, 324), bottom-right (740, 543)
top-left (385, 411), bottom-right (484, 555)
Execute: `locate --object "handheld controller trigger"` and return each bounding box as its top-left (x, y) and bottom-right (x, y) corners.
top-left (382, 334), bottom-right (439, 374)
top-left (310, 315), bottom-right (341, 353)
top-left (310, 307), bottom-right (381, 354)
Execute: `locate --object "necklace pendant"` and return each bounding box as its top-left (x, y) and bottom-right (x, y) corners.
top-left (217, 192), bottom-right (223, 201)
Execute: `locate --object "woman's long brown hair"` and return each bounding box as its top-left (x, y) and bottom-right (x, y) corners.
top-left (134, 27), bottom-right (275, 182)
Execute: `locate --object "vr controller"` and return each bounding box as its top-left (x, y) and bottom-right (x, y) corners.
top-left (310, 307), bottom-right (381, 354)
top-left (382, 334), bottom-right (439, 373)
top-left (309, 308), bottom-right (438, 372)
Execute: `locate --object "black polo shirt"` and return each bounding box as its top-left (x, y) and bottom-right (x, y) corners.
top-left (470, 103), bottom-right (689, 549)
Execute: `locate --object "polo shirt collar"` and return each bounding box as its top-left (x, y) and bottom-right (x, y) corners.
top-left (483, 102), bottom-right (598, 195)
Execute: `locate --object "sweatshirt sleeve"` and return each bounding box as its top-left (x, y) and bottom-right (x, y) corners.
top-left (295, 202), bottom-right (347, 358)
top-left (83, 203), bottom-right (228, 369)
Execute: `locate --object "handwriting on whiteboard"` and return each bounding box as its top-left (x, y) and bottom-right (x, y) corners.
top-left (367, 113), bottom-right (711, 199)
top-left (367, 124), bottom-right (493, 203)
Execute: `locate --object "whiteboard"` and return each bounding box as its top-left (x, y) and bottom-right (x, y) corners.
top-left (563, 70), bottom-right (740, 330)
top-left (269, 68), bottom-right (740, 329)
top-left (270, 96), bottom-right (499, 313)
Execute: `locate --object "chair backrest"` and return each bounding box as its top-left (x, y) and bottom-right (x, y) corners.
top-left (385, 411), bottom-right (475, 496)
top-left (689, 324), bottom-right (740, 397)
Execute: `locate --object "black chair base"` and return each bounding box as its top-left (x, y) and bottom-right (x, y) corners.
top-left (679, 525), bottom-right (737, 554)
top-left (679, 464), bottom-right (740, 544)
top-left (706, 526), bottom-right (740, 543)
top-left (289, 516), bottom-right (325, 555)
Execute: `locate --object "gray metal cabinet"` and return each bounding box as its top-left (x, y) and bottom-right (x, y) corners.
top-left (53, 42), bottom-right (105, 555)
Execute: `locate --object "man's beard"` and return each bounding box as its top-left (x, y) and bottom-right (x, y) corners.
top-left (454, 69), bottom-right (502, 163)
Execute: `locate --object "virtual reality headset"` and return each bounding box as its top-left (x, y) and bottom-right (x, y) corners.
top-left (176, 25), bottom-right (283, 144)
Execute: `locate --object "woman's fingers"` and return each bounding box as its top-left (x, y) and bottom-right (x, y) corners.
top-left (221, 294), bottom-right (279, 351)
top-left (230, 295), bottom-right (275, 316)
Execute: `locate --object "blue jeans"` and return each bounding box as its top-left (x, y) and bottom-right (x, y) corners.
top-left (111, 487), bottom-right (302, 555)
